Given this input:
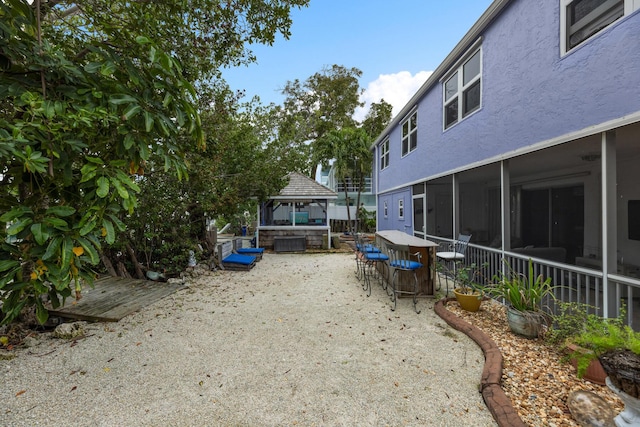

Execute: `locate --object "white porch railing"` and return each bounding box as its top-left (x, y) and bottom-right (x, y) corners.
top-left (428, 236), bottom-right (640, 330)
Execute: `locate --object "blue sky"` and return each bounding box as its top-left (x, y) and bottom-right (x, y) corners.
top-left (222, 0), bottom-right (494, 120)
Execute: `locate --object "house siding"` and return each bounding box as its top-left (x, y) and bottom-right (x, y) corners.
top-left (377, 0), bottom-right (640, 194)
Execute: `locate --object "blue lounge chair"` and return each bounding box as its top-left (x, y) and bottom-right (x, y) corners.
top-left (234, 238), bottom-right (264, 261)
top-left (217, 241), bottom-right (256, 271)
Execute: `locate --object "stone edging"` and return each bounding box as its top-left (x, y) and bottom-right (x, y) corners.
top-left (434, 297), bottom-right (527, 427)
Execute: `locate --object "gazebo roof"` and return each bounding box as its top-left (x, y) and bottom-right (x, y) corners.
top-left (272, 172), bottom-right (337, 200)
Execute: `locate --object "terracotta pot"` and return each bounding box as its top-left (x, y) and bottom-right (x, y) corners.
top-left (453, 288), bottom-right (483, 312)
top-left (565, 342), bottom-right (607, 385)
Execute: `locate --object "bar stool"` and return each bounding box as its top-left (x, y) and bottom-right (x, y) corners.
top-left (436, 234), bottom-right (471, 295)
top-left (386, 243), bottom-right (422, 313)
top-left (355, 234), bottom-right (388, 296)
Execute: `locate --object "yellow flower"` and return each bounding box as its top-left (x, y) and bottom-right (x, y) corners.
top-left (101, 227), bottom-right (107, 237)
top-left (72, 246), bottom-right (84, 257)
top-left (30, 271), bottom-right (38, 280)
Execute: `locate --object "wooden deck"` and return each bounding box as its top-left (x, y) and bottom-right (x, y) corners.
top-left (47, 276), bottom-right (184, 322)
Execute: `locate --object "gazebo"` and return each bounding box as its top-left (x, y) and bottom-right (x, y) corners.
top-left (257, 172), bottom-right (338, 251)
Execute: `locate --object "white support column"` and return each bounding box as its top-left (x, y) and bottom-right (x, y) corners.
top-left (326, 199), bottom-right (331, 248)
top-left (500, 160), bottom-right (511, 252)
top-left (256, 204), bottom-right (261, 247)
top-left (602, 131), bottom-right (617, 318)
top-left (452, 174), bottom-right (459, 238)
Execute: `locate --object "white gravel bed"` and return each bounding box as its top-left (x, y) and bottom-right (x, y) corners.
top-left (1, 252), bottom-right (497, 426)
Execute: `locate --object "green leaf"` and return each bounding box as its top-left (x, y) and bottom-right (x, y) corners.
top-left (45, 206), bottom-right (76, 217)
top-left (100, 61), bottom-right (116, 76)
top-left (84, 62), bottom-right (102, 73)
top-left (96, 176), bottom-right (110, 198)
top-left (144, 111), bottom-right (154, 132)
top-left (7, 217), bottom-right (32, 235)
top-left (61, 236), bottom-right (73, 267)
top-left (43, 217), bottom-right (69, 229)
top-left (31, 223), bottom-right (50, 245)
top-left (42, 100), bottom-right (56, 118)
top-left (79, 219), bottom-right (97, 236)
top-left (0, 260), bottom-right (19, 273)
top-left (111, 177), bottom-right (130, 199)
top-left (0, 268), bottom-right (19, 289)
top-left (102, 218), bottom-right (115, 244)
top-left (122, 104), bottom-right (141, 120)
top-left (35, 299), bottom-right (49, 325)
top-left (107, 214), bottom-right (126, 232)
top-left (109, 94), bottom-right (137, 105)
top-left (77, 236), bottom-right (99, 264)
top-left (115, 170), bottom-right (141, 191)
top-left (43, 236), bottom-right (62, 261)
top-left (80, 163), bottom-right (97, 183)
top-left (48, 290), bottom-right (61, 309)
top-left (0, 207), bottom-right (32, 222)
top-left (85, 157), bottom-right (104, 165)
top-left (123, 134), bottom-right (135, 149)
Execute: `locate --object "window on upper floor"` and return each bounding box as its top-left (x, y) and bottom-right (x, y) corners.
top-left (443, 48), bottom-right (482, 130)
top-left (380, 138), bottom-right (390, 170)
top-left (398, 199), bottom-right (404, 219)
top-left (401, 111), bottom-right (417, 157)
top-left (561, 0), bottom-right (639, 54)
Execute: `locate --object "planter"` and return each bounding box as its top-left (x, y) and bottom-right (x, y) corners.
top-left (599, 350), bottom-right (640, 426)
top-left (606, 377), bottom-right (640, 427)
top-left (565, 342), bottom-right (607, 385)
top-left (506, 307), bottom-right (545, 339)
top-left (453, 288), bottom-right (483, 312)
top-left (599, 349), bottom-right (640, 399)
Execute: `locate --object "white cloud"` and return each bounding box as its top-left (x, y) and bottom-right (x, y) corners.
top-left (355, 70), bottom-right (432, 122)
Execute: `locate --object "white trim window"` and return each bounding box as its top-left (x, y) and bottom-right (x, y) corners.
top-left (401, 111), bottom-right (417, 157)
top-left (383, 201), bottom-right (388, 218)
top-left (443, 48), bottom-right (482, 130)
top-left (398, 199), bottom-right (404, 219)
top-left (561, 0), bottom-right (639, 54)
top-left (380, 138), bottom-right (390, 170)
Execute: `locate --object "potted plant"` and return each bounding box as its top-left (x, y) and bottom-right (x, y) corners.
top-left (545, 302), bottom-right (607, 384)
top-left (451, 262), bottom-right (485, 312)
top-left (570, 308), bottom-right (640, 397)
top-left (485, 258), bottom-right (554, 338)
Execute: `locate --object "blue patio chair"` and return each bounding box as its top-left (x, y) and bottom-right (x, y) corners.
top-left (386, 243), bottom-right (422, 313)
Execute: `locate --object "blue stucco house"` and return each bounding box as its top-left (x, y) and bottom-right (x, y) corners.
top-left (373, 0), bottom-right (640, 325)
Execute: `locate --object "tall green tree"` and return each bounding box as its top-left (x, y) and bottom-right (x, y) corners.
top-left (0, 0), bottom-right (308, 324)
top-left (316, 127), bottom-right (372, 233)
top-left (279, 64), bottom-right (363, 177)
top-left (361, 100), bottom-right (393, 140)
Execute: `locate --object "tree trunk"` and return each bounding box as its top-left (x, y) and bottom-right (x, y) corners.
top-left (116, 261), bottom-right (132, 278)
top-left (343, 180), bottom-right (352, 234)
top-left (100, 252), bottom-right (118, 277)
top-left (126, 243), bottom-right (145, 279)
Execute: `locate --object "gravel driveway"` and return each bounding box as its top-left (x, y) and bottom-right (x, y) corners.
top-left (1, 252), bottom-right (497, 426)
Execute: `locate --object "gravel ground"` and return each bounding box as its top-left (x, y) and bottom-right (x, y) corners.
top-left (1, 252), bottom-right (496, 427)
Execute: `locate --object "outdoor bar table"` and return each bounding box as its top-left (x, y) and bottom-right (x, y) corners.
top-left (375, 230), bottom-right (439, 297)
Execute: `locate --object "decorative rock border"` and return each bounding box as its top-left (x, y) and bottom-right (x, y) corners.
top-left (434, 297), bottom-right (526, 427)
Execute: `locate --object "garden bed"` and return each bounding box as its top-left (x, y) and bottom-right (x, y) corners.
top-left (445, 298), bottom-right (623, 426)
